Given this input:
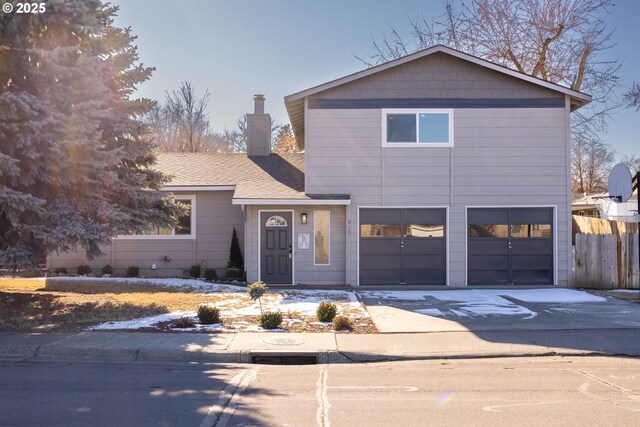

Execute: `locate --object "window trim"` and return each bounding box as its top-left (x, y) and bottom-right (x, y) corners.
top-left (381, 109), bottom-right (454, 147)
top-left (115, 195), bottom-right (196, 240)
top-left (313, 210), bottom-right (331, 266)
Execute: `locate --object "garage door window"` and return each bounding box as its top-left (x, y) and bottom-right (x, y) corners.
top-left (360, 224), bottom-right (402, 238)
top-left (404, 224), bottom-right (444, 238)
top-left (510, 224), bottom-right (551, 238)
top-left (467, 224), bottom-right (509, 238)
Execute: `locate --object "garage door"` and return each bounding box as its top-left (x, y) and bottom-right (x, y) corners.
top-left (467, 208), bottom-right (553, 285)
top-left (360, 208), bottom-right (446, 285)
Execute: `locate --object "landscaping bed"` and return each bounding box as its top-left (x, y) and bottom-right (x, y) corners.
top-left (0, 277), bottom-right (375, 333)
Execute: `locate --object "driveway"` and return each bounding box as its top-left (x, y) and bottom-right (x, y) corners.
top-left (358, 288), bottom-right (640, 333)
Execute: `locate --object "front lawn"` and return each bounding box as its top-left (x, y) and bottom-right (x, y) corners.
top-left (0, 277), bottom-right (375, 333)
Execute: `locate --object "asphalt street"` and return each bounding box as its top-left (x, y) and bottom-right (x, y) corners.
top-left (1, 357), bottom-right (639, 426)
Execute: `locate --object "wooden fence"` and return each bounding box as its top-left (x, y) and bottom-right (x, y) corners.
top-left (574, 233), bottom-right (639, 289)
top-left (572, 215), bottom-right (638, 243)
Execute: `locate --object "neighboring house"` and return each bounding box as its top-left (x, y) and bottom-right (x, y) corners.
top-left (573, 192), bottom-right (638, 221)
top-left (49, 45), bottom-right (592, 286)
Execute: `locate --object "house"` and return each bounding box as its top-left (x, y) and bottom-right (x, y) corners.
top-left (572, 192), bottom-right (638, 221)
top-left (49, 45), bottom-right (591, 286)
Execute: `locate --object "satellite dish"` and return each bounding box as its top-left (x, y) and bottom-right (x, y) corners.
top-left (608, 162), bottom-right (633, 203)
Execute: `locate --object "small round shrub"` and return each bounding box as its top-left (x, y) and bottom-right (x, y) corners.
top-left (54, 267), bottom-right (68, 275)
top-left (203, 268), bottom-right (218, 282)
top-left (260, 311), bottom-right (283, 329)
top-left (76, 264), bottom-right (92, 276)
top-left (332, 316), bottom-right (352, 331)
top-left (197, 304), bottom-right (221, 324)
top-left (316, 302), bottom-right (338, 322)
top-left (173, 316), bottom-right (195, 328)
top-left (101, 265), bottom-right (113, 276)
top-left (247, 281), bottom-right (268, 301)
top-left (126, 265), bottom-right (139, 278)
top-left (190, 264), bottom-right (201, 278)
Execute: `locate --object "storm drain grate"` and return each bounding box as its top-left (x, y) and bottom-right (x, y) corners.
top-left (251, 355), bottom-right (317, 365)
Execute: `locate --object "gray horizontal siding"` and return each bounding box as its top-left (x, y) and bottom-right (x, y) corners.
top-left (310, 52), bottom-right (562, 101)
top-left (245, 205), bottom-right (347, 285)
top-left (306, 106), bottom-right (570, 286)
top-left (49, 191), bottom-right (244, 278)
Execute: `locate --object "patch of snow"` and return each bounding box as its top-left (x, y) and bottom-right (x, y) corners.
top-left (90, 311), bottom-right (194, 330)
top-left (415, 308), bottom-right (444, 317)
top-left (46, 276), bottom-right (240, 292)
top-left (608, 289), bottom-right (640, 294)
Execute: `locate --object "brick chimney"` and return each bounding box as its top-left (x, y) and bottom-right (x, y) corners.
top-left (246, 94), bottom-right (271, 156)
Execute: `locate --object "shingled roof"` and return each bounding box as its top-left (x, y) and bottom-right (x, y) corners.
top-left (155, 152), bottom-right (308, 200)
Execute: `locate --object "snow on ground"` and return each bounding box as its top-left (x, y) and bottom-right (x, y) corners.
top-left (87, 281), bottom-right (367, 332)
top-left (45, 276), bottom-right (241, 292)
top-left (359, 288), bottom-right (607, 319)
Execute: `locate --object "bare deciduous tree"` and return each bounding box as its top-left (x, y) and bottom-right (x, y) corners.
top-left (359, 0), bottom-right (621, 196)
top-left (571, 135), bottom-right (615, 194)
top-left (622, 154), bottom-right (640, 174)
top-left (148, 81), bottom-right (217, 152)
top-left (624, 82), bottom-right (640, 111)
top-left (216, 115), bottom-right (286, 154)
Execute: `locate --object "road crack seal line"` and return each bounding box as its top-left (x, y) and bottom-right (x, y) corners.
top-left (199, 368), bottom-right (258, 427)
top-left (316, 365), bottom-right (330, 427)
top-left (574, 369), bottom-right (640, 407)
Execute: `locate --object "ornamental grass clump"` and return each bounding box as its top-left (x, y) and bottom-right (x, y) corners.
top-left (332, 316), bottom-right (352, 331)
top-left (247, 281), bottom-right (268, 314)
top-left (126, 265), bottom-right (139, 278)
top-left (197, 304), bottom-right (221, 325)
top-left (101, 264), bottom-right (113, 276)
top-left (173, 316), bottom-right (195, 328)
top-left (76, 264), bottom-right (91, 276)
top-left (316, 302), bottom-right (338, 322)
top-left (260, 311), bottom-right (283, 330)
top-left (203, 268), bottom-right (218, 282)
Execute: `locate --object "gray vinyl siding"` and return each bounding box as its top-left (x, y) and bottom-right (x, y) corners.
top-left (48, 191), bottom-right (244, 277)
top-left (306, 106), bottom-right (570, 286)
top-left (244, 205), bottom-right (346, 285)
top-left (310, 52), bottom-right (562, 101)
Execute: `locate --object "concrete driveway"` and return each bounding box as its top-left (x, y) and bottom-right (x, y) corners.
top-left (358, 288), bottom-right (640, 333)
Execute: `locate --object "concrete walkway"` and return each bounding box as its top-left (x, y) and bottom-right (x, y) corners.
top-left (3, 329), bottom-right (640, 364)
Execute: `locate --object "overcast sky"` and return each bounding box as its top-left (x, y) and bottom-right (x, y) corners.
top-left (114, 0), bottom-right (640, 160)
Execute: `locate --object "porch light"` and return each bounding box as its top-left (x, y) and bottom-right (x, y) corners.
top-left (300, 212), bottom-right (308, 225)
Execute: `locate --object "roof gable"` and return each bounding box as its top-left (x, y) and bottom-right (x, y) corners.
top-left (285, 45), bottom-right (591, 149)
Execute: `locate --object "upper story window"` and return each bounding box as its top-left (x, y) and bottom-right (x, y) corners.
top-left (117, 195), bottom-right (195, 240)
top-left (382, 109), bottom-right (454, 147)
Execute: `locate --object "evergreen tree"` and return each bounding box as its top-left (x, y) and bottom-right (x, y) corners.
top-left (0, 1), bottom-right (182, 268)
top-left (227, 228), bottom-right (244, 269)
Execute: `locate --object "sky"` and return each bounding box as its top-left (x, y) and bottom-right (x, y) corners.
top-left (113, 0), bottom-right (640, 160)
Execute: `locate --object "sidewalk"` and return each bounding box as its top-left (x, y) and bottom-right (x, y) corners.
top-left (3, 329), bottom-right (640, 364)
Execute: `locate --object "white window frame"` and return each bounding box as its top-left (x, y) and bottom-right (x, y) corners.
top-left (115, 195), bottom-right (196, 240)
top-left (381, 109), bottom-right (454, 148)
top-left (313, 210), bottom-right (331, 266)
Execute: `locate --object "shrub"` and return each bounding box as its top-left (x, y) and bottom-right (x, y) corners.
top-left (332, 316), bottom-right (352, 331)
top-left (126, 265), bottom-right (139, 277)
top-left (203, 268), bottom-right (218, 282)
top-left (260, 311), bottom-right (283, 329)
top-left (76, 264), bottom-right (91, 276)
top-left (173, 316), bottom-right (195, 328)
top-left (227, 227), bottom-right (244, 269)
top-left (247, 281), bottom-right (268, 314)
top-left (316, 302), bottom-right (338, 322)
top-left (189, 264), bottom-right (201, 278)
top-left (197, 304), bottom-right (221, 324)
top-left (53, 267), bottom-right (67, 275)
top-left (101, 265), bottom-right (113, 276)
